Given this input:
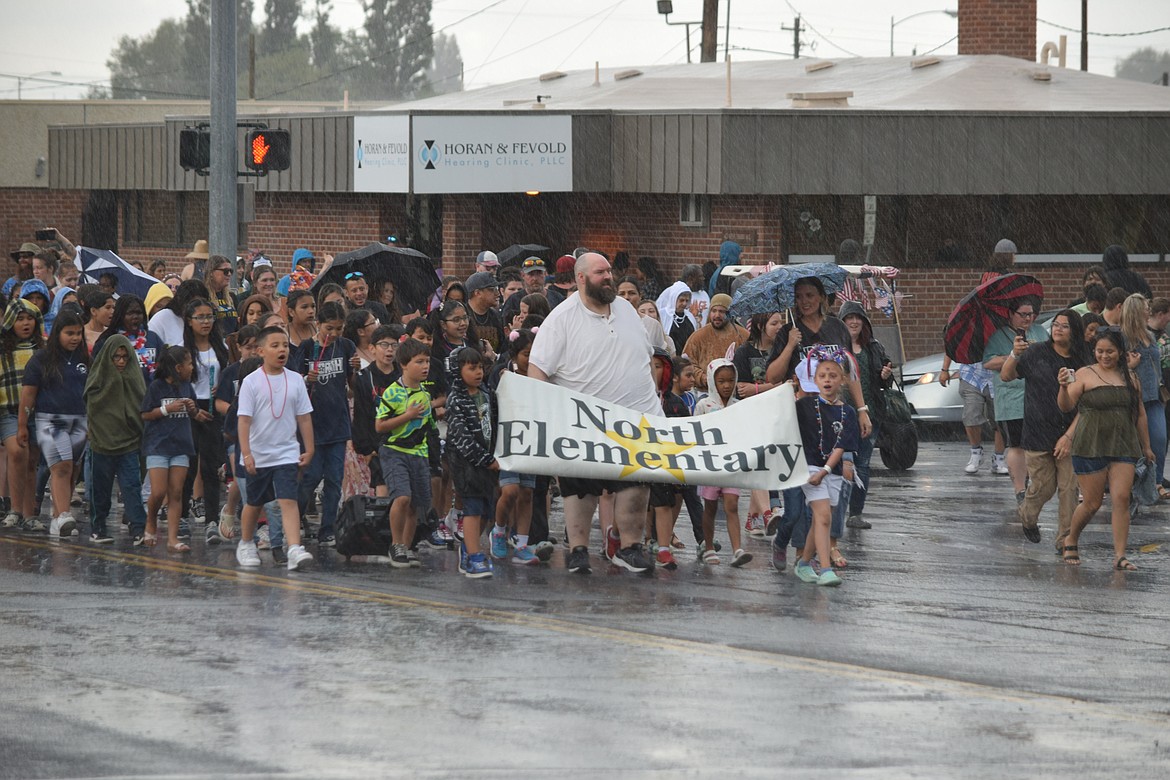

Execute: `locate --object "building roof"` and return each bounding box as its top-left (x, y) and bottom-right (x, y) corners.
top-left (392, 55), bottom-right (1170, 114)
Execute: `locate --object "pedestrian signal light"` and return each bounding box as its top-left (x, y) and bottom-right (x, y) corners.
top-left (179, 127), bottom-right (211, 171)
top-left (245, 129), bottom-right (291, 172)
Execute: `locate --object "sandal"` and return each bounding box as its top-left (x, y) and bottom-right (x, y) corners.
top-left (1114, 556), bottom-right (1137, 571)
top-left (142, 531), bottom-right (157, 548)
top-left (829, 548), bottom-right (848, 568)
top-left (670, 534), bottom-right (685, 550)
top-left (1061, 545), bottom-right (1080, 565)
top-left (167, 542), bottom-right (191, 553)
top-left (701, 548), bottom-right (720, 565)
top-left (1159, 487), bottom-right (1170, 501)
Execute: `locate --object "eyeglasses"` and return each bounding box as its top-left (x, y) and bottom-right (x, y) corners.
top-left (1012, 310), bottom-right (1036, 318)
top-left (111, 353), bottom-right (131, 363)
top-left (365, 319), bottom-right (378, 328)
top-left (374, 341), bottom-right (396, 350)
top-left (213, 267), bottom-right (231, 275)
top-left (344, 271), bottom-right (365, 280)
top-left (445, 316), bottom-right (469, 324)
top-left (192, 314), bottom-right (216, 322)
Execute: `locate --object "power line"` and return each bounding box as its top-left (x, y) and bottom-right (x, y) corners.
top-left (1037, 19), bottom-right (1170, 37)
top-left (468, 0), bottom-right (528, 86)
top-left (919, 35), bottom-right (958, 56)
top-left (782, 1), bottom-right (862, 57)
top-left (555, 0), bottom-right (630, 71)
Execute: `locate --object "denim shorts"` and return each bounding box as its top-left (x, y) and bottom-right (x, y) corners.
top-left (146, 454), bottom-right (190, 471)
top-left (35, 413), bottom-right (88, 466)
top-left (461, 494), bottom-right (495, 520)
top-left (1072, 455), bottom-right (1137, 475)
top-left (800, 467), bottom-right (844, 506)
top-left (245, 463), bottom-right (299, 506)
top-left (498, 470), bottom-right (536, 489)
top-left (380, 447), bottom-right (432, 508)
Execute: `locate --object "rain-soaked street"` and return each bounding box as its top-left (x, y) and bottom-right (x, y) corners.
top-left (1, 441), bottom-right (1169, 778)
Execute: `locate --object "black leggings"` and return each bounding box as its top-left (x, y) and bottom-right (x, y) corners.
top-left (182, 401), bottom-right (226, 520)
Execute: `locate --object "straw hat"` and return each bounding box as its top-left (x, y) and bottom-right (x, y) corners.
top-left (185, 239), bottom-right (209, 260)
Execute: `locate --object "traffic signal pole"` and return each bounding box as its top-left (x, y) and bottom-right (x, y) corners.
top-left (210, 0), bottom-right (239, 285)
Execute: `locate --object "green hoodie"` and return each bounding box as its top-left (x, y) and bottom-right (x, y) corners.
top-left (84, 334), bottom-right (146, 455)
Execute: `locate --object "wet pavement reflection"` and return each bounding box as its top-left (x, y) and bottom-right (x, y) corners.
top-left (1, 442), bottom-right (1168, 777)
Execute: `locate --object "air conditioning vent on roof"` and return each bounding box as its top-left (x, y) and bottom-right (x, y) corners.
top-left (786, 90), bottom-right (852, 108)
top-left (540, 71), bottom-right (567, 82)
top-left (614, 69), bottom-right (643, 81)
top-left (911, 57), bottom-right (941, 69)
top-left (805, 60), bottom-right (835, 73)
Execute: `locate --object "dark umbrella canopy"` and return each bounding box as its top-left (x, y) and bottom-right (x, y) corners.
top-left (312, 243), bottom-right (440, 315)
top-left (77, 247), bottom-right (162, 300)
top-left (728, 262), bottom-right (849, 321)
top-left (943, 273), bottom-right (1044, 363)
top-left (497, 244), bottom-right (550, 267)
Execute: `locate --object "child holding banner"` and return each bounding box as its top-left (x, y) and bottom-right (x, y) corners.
top-left (793, 347), bottom-right (859, 587)
top-left (649, 347), bottom-right (689, 570)
top-left (695, 357), bottom-right (751, 568)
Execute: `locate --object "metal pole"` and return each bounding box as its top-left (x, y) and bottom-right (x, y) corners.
top-left (890, 15), bottom-right (895, 56)
top-left (210, 0), bottom-right (238, 284)
top-left (723, 0), bottom-right (731, 61)
top-left (1080, 0), bottom-right (1088, 71)
top-left (248, 33), bottom-right (256, 100)
top-left (685, 23), bottom-right (692, 64)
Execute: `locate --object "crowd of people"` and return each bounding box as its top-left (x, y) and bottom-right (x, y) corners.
top-left (0, 230), bottom-right (1159, 582)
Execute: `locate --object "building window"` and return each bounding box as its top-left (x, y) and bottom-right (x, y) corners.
top-left (679, 194), bottom-right (709, 228)
top-left (123, 191), bottom-right (209, 247)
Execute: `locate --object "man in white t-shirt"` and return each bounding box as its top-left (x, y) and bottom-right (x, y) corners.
top-left (529, 252), bottom-right (658, 575)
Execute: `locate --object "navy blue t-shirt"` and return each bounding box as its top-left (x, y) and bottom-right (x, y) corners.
top-left (216, 362), bottom-right (243, 446)
top-left (140, 378), bottom-right (197, 458)
top-left (22, 348), bottom-right (88, 415)
top-left (795, 395), bottom-right (860, 472)
top-left (290, 337), bottom-right (355, 444)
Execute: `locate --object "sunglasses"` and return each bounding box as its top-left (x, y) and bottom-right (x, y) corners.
top-left (521, 258), bottom-right (544, 269)
top-left (344, 271), bottom-right (365, 280)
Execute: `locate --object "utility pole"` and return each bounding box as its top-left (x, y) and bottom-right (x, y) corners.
top-left (782, 16), bottom-right (804, 60)
top-left (1080, 0), bottom-right (1088, 71)
top-left (700, 0), bottom-right (718, 63)
top-left (248, 33), bottom-right (256, 100)
top-left (210, 0), bottom-right (238, 279)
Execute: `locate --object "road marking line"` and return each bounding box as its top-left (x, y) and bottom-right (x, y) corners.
top-left (2, 534), bottom-right (1167, 728)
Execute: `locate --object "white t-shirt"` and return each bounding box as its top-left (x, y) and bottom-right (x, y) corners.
top-left (529, 293), bottom-right (659, 415)
top-left (147, 309), bottom-right (185, 347)
top-left (194, 348), bottom-right (219, 400)
top-left (237, 367), bottom-right (314, 468)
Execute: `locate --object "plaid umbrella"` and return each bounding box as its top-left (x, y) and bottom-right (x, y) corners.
top-left (943, 273), bottom-right (1044, 363)
top-left (728, 262), bottom-right (849, 321)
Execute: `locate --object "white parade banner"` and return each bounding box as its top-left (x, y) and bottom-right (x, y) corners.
top-left (494, 373), bottom-right (809, 491)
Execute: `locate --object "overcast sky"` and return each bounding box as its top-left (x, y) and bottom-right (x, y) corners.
top-left (2, 0), bottom-right (1168, 100)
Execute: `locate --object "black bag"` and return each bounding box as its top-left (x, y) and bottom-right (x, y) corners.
top-left (878, 379), bottom-right (918, 470)
top-left (883, 382), bottom-right (913, 426)
top-left (335, 495), bottom-right (393, 559)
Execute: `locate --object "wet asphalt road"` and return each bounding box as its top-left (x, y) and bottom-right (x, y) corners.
top-left (1, 441), bottom-right (1169, 779)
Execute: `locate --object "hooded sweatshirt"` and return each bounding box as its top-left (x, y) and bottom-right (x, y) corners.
top-left (695, 358), bottom-right (738, 415)
top-left (19, 279), bottom-right (52, 333)
top-left (84, 334), bottom-right (146, 455)
top-left (654, 348), bottom-right (689, 417)
top-left (708, 241), bottom-right (742, 297)
top-left (444, 371), bottom-right (499, 500)
top-left (44, 285), bottom-right (74, 335)
top-left (0, 299), bottom-right (43, 414)
top-left (838, 300), bottom-right (893, 423)
top-left (657, 280), bottom-right (696, 354)
top-left (144, 282), bottom-right (174, 319)
top-left (1102, 244), bottom-right (1152, 299)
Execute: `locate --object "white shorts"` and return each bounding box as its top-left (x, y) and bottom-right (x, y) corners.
top-left (800, 466), bottom-right (844, 506)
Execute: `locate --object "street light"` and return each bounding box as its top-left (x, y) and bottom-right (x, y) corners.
top-left (13, 70), bottom-right (62, 99)
top-left (890, 9), bottom-right (958, 57)
top-left (656, 1), bottom-right (702, 64)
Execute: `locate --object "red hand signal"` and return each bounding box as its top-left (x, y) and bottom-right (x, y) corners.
top-left (251, 134), bottom-right (271, 165)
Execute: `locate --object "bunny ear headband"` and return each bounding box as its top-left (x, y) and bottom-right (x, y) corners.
top-left (507, 327), bottom-right (539, 342)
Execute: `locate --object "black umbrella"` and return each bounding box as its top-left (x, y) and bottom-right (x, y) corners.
top-left (497, 243), bottom-right (550, 267)
top-left (312, 243), bottom-right (440, 315)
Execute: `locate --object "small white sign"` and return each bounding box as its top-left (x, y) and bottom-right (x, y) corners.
top-left (354, 115), bottom-right (410, 193)
top-left (863, 213), bottom-right (876, 246)
top-left (412, 114), bottom-right (572, 194)
top-left (864, 195), bottom-right (877, 213)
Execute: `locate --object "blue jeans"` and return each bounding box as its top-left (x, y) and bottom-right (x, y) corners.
top-left (89, 450), bottom-right (146, 536)
top-left (1145, 400), bottom-right (1166, 484)
top-left (848, 427), bottom-right (878, 516)
top-left (237, 473), bottom-right (286, 550)
top-left (299, 441), bottom-right (345, 538)
top-left (774, 486), bottom-right (808, 551)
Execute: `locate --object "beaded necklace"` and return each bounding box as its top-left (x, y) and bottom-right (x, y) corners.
top-left (263, 368), bottom-right (288, 419)
top-left (815, 394), bottom-right (845, 460)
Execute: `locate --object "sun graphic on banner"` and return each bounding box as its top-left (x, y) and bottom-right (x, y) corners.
top-left (605, 416), bottom-right (697, 483)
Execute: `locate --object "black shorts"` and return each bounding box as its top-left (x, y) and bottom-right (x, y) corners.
top-left (557, 476), bottom-right (643, 499)
top-left (368, 455), bottom-right (385, 489)
top-left (427, 429), bottom-right (442, 477)
top-left (998, 418), bottom-right (1024, 449)
top-left (648, 482), bottom-right (681, 508)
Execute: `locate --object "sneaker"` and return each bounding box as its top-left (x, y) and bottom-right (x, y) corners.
top-left (730, 548), bottom-right (753, 568)
top-left (490, 526), bottom-right (509, 559)
top-left (1015, 490), bottom-right (1026, 505)
top-left (511, 545), bottom-right (539, 565)
top-left (533, 540), bottom-right (555, 562)
top-left (993, 457), bottom-right (1010, 475)
top-left (436, 520), bottom-right (455, 543)
top-left (604, 527), bottom-right (621, 561)
top-left (271, 546), bottom-right (288, 565)
top-left (567, 545), bottom-right (591, 574)
top-left (132, 533), bottom-right (146, 547)
top-left (318, 533), bottom-right (336, 548)
top-left (90, 530), bottom-right (114, 544)
top-left (458, 543), bottom-right (470, 574)
top-left (613, 543), bottom-right (654, 573)
top-left (453, 516), bottom-right (465, 542)
top-left (206, 521), bottom-right (222, 545)
top-left (746, 514), bottom-right (766, 537)
top-left (656, 547), bottom-right (678, 570)
top-left (964, 448), bottom-right (983, 474)
top-left (190, 497), bottom-right (205, 523)
top-left (0, 511), bottom-right (21, 529)
top-left (817, 568), bottom-right (843, 586)
top-left (390, 544), bottom-right (411, 568)
top-left (763, 509), bottom-right (779, 537)
top-left (236, 540), bottom-right (261, 568)
top-left (406, 547), bottom-right (421, 567)
top-left (846, 514), bottom-right (872, 529)
top-left (424, 528), bottom-right (447, 548)
top-left (20, 515), bottom-right (48, 534)
top-left (771, 543), bottom-right (787, 571)
top-left (1022, 521), bottom-right (1041, 544)
top-left (794, 560), bottom-right (819, 583)
top-left (177, 519), bottom-right (191, 540)
top-left (255, 525), bottom-right (271, 550)
top-left (50, 512), bottom-right (77, 538)
top-left (287, 544), bottom-right (314, 571)
top-left (218, 510), bottom-right (237, 541)
top-left (463, 551), bottom-right (493, 578)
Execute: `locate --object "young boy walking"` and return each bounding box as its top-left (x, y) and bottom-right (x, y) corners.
top-left (236, 326), bottom-right (315, 571)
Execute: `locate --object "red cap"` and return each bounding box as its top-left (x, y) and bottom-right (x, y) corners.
top-left (555, 254), bottom-right (576, 274)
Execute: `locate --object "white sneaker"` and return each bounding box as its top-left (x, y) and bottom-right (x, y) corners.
top-left (255, 525), bottom-right (271, 550)
top-left (236, 540), bottom-right (262, 567)
top-left (286, 544), bottom-right (314, 571)
top-left (50, 512), bottom-right (77, 538)
top-left (993, 456), bottom-right (1010, 475)
top-left (964, 448), bottom-right (983, 474)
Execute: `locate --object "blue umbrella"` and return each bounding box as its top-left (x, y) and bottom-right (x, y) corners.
top-left (729, 262), bottom-right (849, 321)
top-left (77, 247), bottom-right (161, 300)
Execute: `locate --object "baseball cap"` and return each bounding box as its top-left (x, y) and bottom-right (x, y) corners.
top-left (994, 239), bottom-right (1017, 254)
top-left (555, 254), bottom-right (576, 274)
top-left (476, 250), bottom-right (500, 268)
top-left (465, 271), bottom-right (500, 294)
top-left (521, 256), bottom-right (546, 274)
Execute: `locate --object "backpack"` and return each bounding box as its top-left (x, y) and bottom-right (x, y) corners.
top-left (335, 495), bottom-right (393, 559)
